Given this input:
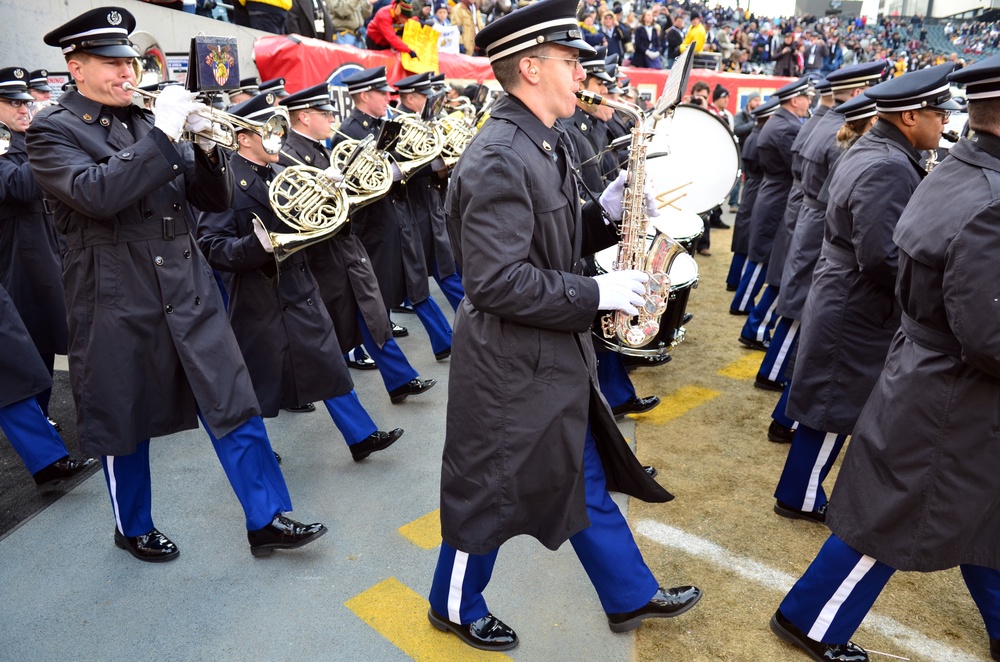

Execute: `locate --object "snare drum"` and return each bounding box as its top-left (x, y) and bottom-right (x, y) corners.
top-left (591, 248), bottom-right (700, 356)
top-left (645, 104), bottom-right (740, 216)
top-left (651, 208), bottom-right (704, 255)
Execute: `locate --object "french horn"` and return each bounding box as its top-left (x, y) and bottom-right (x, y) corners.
top-left (435, 111), bottom-right (476, 168)
top-left (330, 134), bottom-right (394, 211)
top-left (0, 122), bottom-right (11, 156)
top-left (390, 114), bottom-right (442, 183)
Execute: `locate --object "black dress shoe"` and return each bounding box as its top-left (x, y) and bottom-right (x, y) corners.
top-left (611, 395), bottom-right (661, 418)
top-left (391, 321), bottom-right (409, 338)
top-left (389, 378), bottom-right (437, 404)
top-left (607, 585), bottom-right (703, 632)
top-left (33, 457), bottom-right (97, 487)
top-left (622, 353), bottom-right (672, 369)
top-left (755, 374), bottom-right (787, 392)
top-left (347, 355), bottom-right (377, 370)
top-left (710, 220), bottom-right (732, 230)
top-left (351, 428), bottom-right (404, 461)
top-left (46, 416), bottom-right (61, 431)
top-left (284, 402), bottom-right (316, 413)
top-left (990, 635), bottom-right (1000, 661)
top-left (738, 335), bottom-right (770, 351)
top-left (114, 527), bottom-right (179, 563)
top-left (273, 451), bottom-right (282, 465)
top-left (434, 348), bottom-right (451, 361)
top-left (428, 609), bottom-right (518, 652)
top-left (726, 284), bottom-right (738, 292)
top-left (729, 307), bottom-right (750, 315)
top-left (681, 312), bottom-right (694, 325)
top-left (643, 465), bottom-right (658, 479)
top-left (774, 499), bottom-right (828, 524)
top-left (770, 609), bottom-right (868, 661)
top-left (391, 304), bottom-right (415, 314)
top-left (768, 420), bottom-right (796, 443)
top-left (248, 514), bottom-right (327, 557)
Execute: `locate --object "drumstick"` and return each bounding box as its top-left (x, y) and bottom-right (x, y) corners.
top-left (655, 181), bottom-right (693, 199)
top-left (657, 192), bottom-right (688, 209)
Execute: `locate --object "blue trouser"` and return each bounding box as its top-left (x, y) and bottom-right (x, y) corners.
top-left (771, 384), bottom-right (797, 429)
top-left (596, 351), bottom-right (638, 410)
top-left (357, 310), bottom-right (419, 393)
top-left (323, 390), bottom-right (377, 445)
top-left (781, 534), bottom-right (1000, 644)
top-left (731, 259), bottom-right (767, 313)
top-left (741, 284), bottom-right (779, 343)
top-left (774, 423), bottom-right (847, 512)
top-left (757, 317), bottom-right (799, 383)
top-left (727, 252), bottom-right (747, 290)
top-left (429, 429), bottom-right (659, 623)
top-left (101, 414), bottom-right (291, 537)
top-left (433, 260), bottom-right (465, 312)
top-left (412, 298), bottom-right (453, 356)
top-left (0, 395), bottom-right (71, 475)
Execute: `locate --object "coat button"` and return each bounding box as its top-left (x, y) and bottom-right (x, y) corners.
top-left (282, 304), bottom-right (289, 312)
top-left (307, 299), bottom-right (313, 306)
top-left (183, 250), bottom-right (191, 259)
top-left (568, 287), bottom-right (576, 297)
top-left (144, 210), bottom-right (153, 218)
top-left (154, 256), bottom-right (164, 266)
top-left (173, 203), bottom-right (182, 211)
top-left (165, 304), bottom-right (174, 313)
top-left (194, 296), bottom-right (201, 305)
top-left (361, 258), bottom-right (366, 263)
top-left (299, 264), bottom-right (305, 271)
top-left (172, 165), bottom-right (179, 170)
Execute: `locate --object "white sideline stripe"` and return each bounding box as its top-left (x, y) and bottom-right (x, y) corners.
top-left (635, 520), bottom-right (981, 662)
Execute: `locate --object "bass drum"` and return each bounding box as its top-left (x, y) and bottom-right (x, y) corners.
top-left (645, 104), bottom-right (740, 216)
top-left (652, 208), bottom-right (704, 255)
top-left (593, 245), bottom-right (700, 357)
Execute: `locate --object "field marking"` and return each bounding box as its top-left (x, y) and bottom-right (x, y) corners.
top-left (345, 577), bottom-right (513, 661)
top-left (636, 520), bottom-right (982, 662)
top-left (716, 352), bottom-right (762, 380)
top-left (641, 386), bottom-right (720, 425)
top-left (399, 509), bottom-right (442, 550)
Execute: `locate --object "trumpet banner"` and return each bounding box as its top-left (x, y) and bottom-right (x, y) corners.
top-left (401, 21), bottom-right (440, 74)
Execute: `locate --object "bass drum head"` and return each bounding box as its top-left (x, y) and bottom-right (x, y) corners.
top-left (651, 208), bottom-right (704, 248)
top-left (645, 104), bottom-right (740, 216)
top-left (667, 252), bottom-right (699, 290)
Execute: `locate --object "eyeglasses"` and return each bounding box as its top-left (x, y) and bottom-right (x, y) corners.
top-left (304, 110), bottom-right (334, 118)
top-left (531, 55), bottom-right (583, 69)
top-left (0, 99), bottom-right (28, 108)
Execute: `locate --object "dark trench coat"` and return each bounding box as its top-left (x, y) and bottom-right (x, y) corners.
top-left (26, 90), bottom-right (258, 455)
top-left (828, 134), bottom-right (1000, 571)
top-left (731, 122), bottom-right (763, 255)
top-left (440, 94), bottom-right (671, 556)
top-left (0, 283), bottom-right (51, 408)
top-left (747, 106), bottom-right (802, 265)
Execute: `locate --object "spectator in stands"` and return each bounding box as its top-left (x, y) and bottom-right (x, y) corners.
top-left (664, 13), bottom-right (685, 68)
top-left (601, 12), bottom-right (629, 62)
top-left (367, 0), bottom-right (419, 56)
top-left (631, 9), bottom-right (663, 69)
top-left (580, 9), bottom-right (604, 48)
top-left (239, 0), bottom-right (292, 33)
top-left (772, 32), bottom-right (798, 76)
top-left (679, 11), bottom-right (706, 53)
top-left (286, 0), bottom-right (334, 39)
top-left (328, 0), bottom-right (372, 47)
top-left (803, 32), bottom-right (827, 75)
top-left (451, 0), bottom-right (485, 56)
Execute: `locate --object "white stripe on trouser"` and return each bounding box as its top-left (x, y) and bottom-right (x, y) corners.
top-left (754, 295), bottom-right (780, 342)
top-left (767, 319), bottom-right (800, 381)
top-left (106, 456), bottom-right (123, 534)
top-left (807, 554), bottom-right (878, 641)
top-left (802, 432), bottom-right (838, 512)
top-left (739, 264), bottom-right (763, 310)
top-left (448, 550), bottom-right (469, 624)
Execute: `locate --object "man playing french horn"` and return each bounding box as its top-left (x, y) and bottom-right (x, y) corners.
top-left (27, 6), bottom-right (327, 562)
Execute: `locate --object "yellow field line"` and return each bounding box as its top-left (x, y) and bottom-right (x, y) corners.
top-left (716, 352), bottom-right (761, 381)
top-left (639, 386), bottom-right (720, 425)
top-left (345, 577), bottom-right (514, 662)
top-left (399, 509), bottom-right (442, 550)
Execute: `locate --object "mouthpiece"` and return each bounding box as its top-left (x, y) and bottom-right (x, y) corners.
top-left (122, 82), bottom-right (135, 92)
top-left (941, 130), bottom-right (960, 144)
top-left (576, 90), bottom-right (605, 106)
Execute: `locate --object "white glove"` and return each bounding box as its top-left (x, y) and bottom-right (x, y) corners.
top-left (646, 50), bottom-right (660, 59)
top-left (390, 162), bottom-right (403, 182)
top-left (594, 270), bottom-right (648, 316)
top-left (153, 85), bottom-right (200, 142)
top-left (599, 171), bottom-right (628, 221)
top-left (251, 214), bottom-right (274, 254)
top-left (322, 165), bottom-right (345, 183)
top-left (644, 181), bottom-right (660, 218)
top-left (184, 108), bottom-right (215, 153)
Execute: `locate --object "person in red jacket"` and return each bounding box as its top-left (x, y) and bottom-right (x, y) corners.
top-left (366, 0), bottom-right (419, 58)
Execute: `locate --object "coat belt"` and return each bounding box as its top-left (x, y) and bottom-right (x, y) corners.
top-left (900, 313), bottom-right (962, 358)
top-left (65, 217), bottom-right (188, 250)
top-left (820, 240), bottom-right (856, 268)
top-left (802, 193), bottom-right (825, 211)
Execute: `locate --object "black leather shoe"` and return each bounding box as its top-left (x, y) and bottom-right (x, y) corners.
top-left (710, 220), bottom-right (732, 230)
top-left (389, 378), bottom-right (437, 404)
top-left (428, 609), bottom-right (518, 652)
top-left (682, 312), bottom-right (694, 325)
top-left (755, 374), bottom-right (787, 392)
top-left (774, 499), bottom-right (828, 524)
top-left (607, 585), bottom-right (703, 632)
top-left (730, 307), bottom-right (750, 315)
top-left (726, 284), bottom-right (738, 292)
top-left (347, 355), bottom-right (377, 370)
top-left (273, 451), bottom-right (282, 465)
top-left (738, 335), bottom-right (770, 351)
top-left (248, 514), bottom-right (327, 557)
top-left (391, 321), bottom-right (409, 338)
top-left (768, 420), bottom-right (796, 443)
top-left (435, 348), bottom-right (451, 361)
top-left (770, 609), bottom-right (868, 661)
top-left (990, 636), bottom-right (1000, 661)
top-left (351, 428), bottom-right (404, 461)
top-left (33, 457), bottom-right (97, 487)
top-left (643, 465), bottom-right (658, 479)
top-left (114, 527), bottom-right (179, 563)
top-left (284, 402), bottom-right (316, 413)
top-left (392, 304), bottom-right (415, 314)
top-left (611, 395), bottom-right (661, 418)
top-left (622, 353), bottom-right (672, 369)
top-left (46, 416), bottom-right (61, 431)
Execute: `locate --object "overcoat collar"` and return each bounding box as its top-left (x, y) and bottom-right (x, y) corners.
top-left (868, 120), bottom-right (925, 172)
top-left (57, 89), bottom-right (151, 150)
top-left (233, 153), bottom-right (281, 209)
top-left (960, 131), bottom-right (1000, 171)
top-left (490, 93), bottom-right (563, 158)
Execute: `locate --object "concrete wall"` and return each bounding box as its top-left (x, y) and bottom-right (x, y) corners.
top-left (1, 0), bottom-right (267, 80)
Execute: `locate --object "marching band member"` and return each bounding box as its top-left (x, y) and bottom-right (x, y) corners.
top-left (427, 0), bottom-right (700, 650)
top-left (277, 82), bottom-right (437, 404)
top-left (27, 6), bottom-right (326, 562)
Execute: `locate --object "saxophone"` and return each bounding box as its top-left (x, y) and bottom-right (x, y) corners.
top-left (576, 90), bottom-right (686, 350)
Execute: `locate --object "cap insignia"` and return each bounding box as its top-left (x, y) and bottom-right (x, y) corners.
top-left (266, 93), bottom-right (275, 104)
top-left (82, 113), bottom-right (92, 121)
top-left (14, 69), bottom-right (24, 79)
top-left (108, 10), bottom-right (123, 26)
top-left (40, 69), bottom-right (47, 77)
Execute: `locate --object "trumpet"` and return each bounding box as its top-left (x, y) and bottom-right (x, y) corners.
top-left (122, 82), bottom-right (289, 155)
top-left (0, 122), bottom-right (10, 157)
